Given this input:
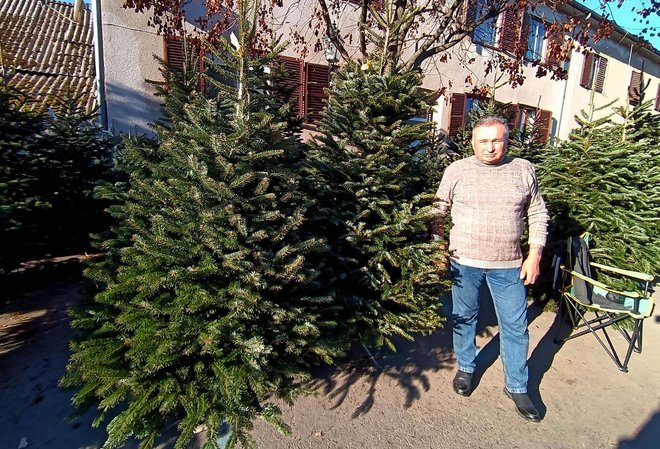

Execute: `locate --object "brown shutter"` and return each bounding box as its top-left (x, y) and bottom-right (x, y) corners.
top-left (165, 36), bottom-right (185, 74)
top-left (304, 63), bottom-right (330, 125)
top-left (535, 109), bottom-right (552, 143)
top-left (655, 84), bottom-right (660, 111)
top-left (580, 52), bottom-right (594, 88)
top-left (164, 36), bottom-right (204, 90)
top-left (464, 0), bottom-right (478, 28)
top-left (499, 8), bottom-right (521, 51)
top-left (594, 56), bottom-right (607, 93)
top-left (276, 56), bottom-right (304, 117)
top-left (449, 93), bottom-right (467, 137)
top-left (628, 71), bottom-right (642, 105)
top-left (546, 28), bottom-right (563, 66)
top-left (520, 12), bottom-right (531, 58)
top-left (506, 103), bottom-right (520, 133)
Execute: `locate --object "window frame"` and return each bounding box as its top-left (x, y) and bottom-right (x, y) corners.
top-left (525, 16), bottom-right (546, 62)
top-left (580, 53), bottom-right (608, 93)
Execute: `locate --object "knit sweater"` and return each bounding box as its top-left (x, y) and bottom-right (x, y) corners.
top-left (433, 155), bottom-right (549, 269)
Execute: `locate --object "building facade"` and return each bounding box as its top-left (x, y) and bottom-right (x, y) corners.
top-left (95, 0), bottom-right (660, 140)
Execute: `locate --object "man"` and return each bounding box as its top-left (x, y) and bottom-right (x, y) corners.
top-left (432, 116), bottom-right (549, 422)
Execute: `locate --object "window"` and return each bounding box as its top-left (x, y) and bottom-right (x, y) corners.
top-left (580, 53), bottom-right (608, 93)
top-left (448, 94), bottom-right (552, 144)
top-left (525, 17), bottom-right (546, 61)
top-left (655, 84), bottom-right (660, 112)
top-left (448, 93), bottom-right (482, 137)
top-left (628, 71), bottom-right (642, 105)
top-left (513, 106), bottom-right (552, 143)
top-left (473, 0), bottom-right (500, 46)
top-left (274, 56), bottom-right (330, 125)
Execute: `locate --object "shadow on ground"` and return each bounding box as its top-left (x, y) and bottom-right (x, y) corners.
top-left (617, 406), bottom-right (660, 449)
top-left (305, 286), bottom-right (566, 421)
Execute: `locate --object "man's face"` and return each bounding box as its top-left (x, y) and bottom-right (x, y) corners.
top-left (472, 123), bottom-right (508, 165)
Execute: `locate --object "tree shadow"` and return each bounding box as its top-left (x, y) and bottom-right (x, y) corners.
top-left (305, 292), bottom-right (456, 417)
top-left (304, 285), bottom-right (554, 419)
top-left (617, 406), bottom-right (660, 449)
top-left (306, 326), bottom-right (456, 418)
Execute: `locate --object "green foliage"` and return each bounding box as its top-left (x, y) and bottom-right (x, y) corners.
top-left (538, 99), bottom-right (660, 280)
top-left (63, 38), bottom-right (346, 449)
top-left (0, 85), bottom-right (116, 271)
top-left (304, 59), bottom-right (447, 350)
top-left (0, 86), bottom-right (49, 269)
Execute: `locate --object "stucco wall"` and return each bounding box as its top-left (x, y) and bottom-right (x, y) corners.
top-left (99, 0), bottom-right (660, 141)
top-left (101, 0), bottom-right (163, 135)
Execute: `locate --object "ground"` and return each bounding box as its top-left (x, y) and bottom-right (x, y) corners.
top-left (1, 269), bottom-right (659, 449)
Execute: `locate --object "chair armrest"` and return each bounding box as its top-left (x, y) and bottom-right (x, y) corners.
top-left (590, 262), bottom-right (655, 282)
top-left (561, 268), bottom-right (644, 298)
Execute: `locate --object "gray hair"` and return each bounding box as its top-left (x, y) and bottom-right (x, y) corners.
top-left (473, 115), bottom-right (509, 138)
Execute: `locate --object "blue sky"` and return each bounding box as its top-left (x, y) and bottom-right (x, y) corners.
top-left (60, 0), bottom-right (659, 50)
top-left (578, 0), bottom-right (660, 50)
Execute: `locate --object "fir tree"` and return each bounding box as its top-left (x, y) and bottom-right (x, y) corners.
top-left (538, 99), bottom-right (660, 281)
top-left (0, 84), bottom-right (48, 270)
top-left (34, 90), bottom-right (117, 256)
top-left (0, 84), bottom-right (115, 270)
top-left (62, 4), bottom-right (345, 448)
top-left (304, 58), bottom-right (446, 351)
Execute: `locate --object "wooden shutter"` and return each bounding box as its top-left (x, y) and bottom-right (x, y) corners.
top-left (464, 0), bottom-right (478, 28)
top-left (499, 8), bottom-right (521, 51)
top-left (304, 63), bottom-right (330, 125)
top-left (580, 52), bottom-right (594, 88)
top-left (506, 103), bottom-right (520, 133)
top-left (520, 12), bottom-right (531, 58)
top-left (449, 93), bottom-right (467, 137)
top-left (594, 56), bottom-right (607, 93)
top-left (655, 84), bottom-right (660, 111)
top-left (276, 56), bottom-right (304, 117)
top-left (535, 109), bottom-right (552, 143)
top-left (165, 36), bottom-right (185, 74)
top-left (164, 36), bottom-right (204, 89)
top-left (546, 28), bottom-right (563, 66)
top-left (628, 71), bottom-right (642, 105)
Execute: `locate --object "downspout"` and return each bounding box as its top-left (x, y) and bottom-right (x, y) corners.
top-left (555, 71), bottom-right (569, 140)
top-left (92, 0), bottom-right (108, 129)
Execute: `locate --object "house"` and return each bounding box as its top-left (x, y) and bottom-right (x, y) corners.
top-left (0, 0), bottom-right (96, 113)
top-left (95, 0), bottom-right (660, 141)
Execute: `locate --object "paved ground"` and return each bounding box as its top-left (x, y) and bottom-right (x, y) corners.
top-left (1, 274), bottom-right (658, 449)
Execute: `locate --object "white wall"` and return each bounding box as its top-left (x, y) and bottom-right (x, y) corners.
top-left (101, 0), bottom-right (163, 135)
top-left (98, 0), bottom-right (660, 140)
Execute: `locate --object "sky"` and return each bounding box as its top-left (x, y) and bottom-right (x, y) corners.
top-left (578, 0), bottom-right (660, 50)
top-left (60, 0), bottom-right (659, 51)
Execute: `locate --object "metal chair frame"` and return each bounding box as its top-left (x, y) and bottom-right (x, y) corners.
top-left (553, 235), bottom-right (654, 373)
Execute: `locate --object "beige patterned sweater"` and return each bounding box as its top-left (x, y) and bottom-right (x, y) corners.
top-left (433, 156), bottom-right (549, 269)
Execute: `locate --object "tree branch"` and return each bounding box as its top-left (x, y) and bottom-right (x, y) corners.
top-left (316, 0), bottom-right (350, 61)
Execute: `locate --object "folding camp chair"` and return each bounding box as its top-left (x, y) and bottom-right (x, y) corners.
top-left (552, 232), bottom-right (655, 372)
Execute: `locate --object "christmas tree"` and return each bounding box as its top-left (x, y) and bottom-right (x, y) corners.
top-left (62, 5), bottom-right (345, 448)
top-left (303, 57), bottom-right (446, 351)
top-left (0, 85), bottom-right (48, 270)
top-left (34, 90), bottom-right (117, 256)
top-left (0, 83), bottom-right (115, 271)
top-left (537, 98), bottom-right (660, 281)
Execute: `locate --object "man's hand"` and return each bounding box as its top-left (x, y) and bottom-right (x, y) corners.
top-left (519, 245), bottom-right (543, 285)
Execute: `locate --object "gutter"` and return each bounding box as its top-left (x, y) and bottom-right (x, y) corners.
top-left (92, 0), bottom-right (108, 130)
top-left (567, 0), bottom-right (660, 59)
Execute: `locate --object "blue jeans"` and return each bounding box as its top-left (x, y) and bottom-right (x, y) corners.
top-left (450, 261), bottom-right (529, 393)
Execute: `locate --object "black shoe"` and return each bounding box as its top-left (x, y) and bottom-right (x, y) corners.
top-left (452, 370), bottom-right (474, 397)
top-left (504, 388), bottom-right (541, 422)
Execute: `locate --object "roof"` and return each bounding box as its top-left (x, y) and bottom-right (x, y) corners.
top-left (0, 0), bottom-right (96, 112)
top-left (565, 0), bottom-right (660, 61)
